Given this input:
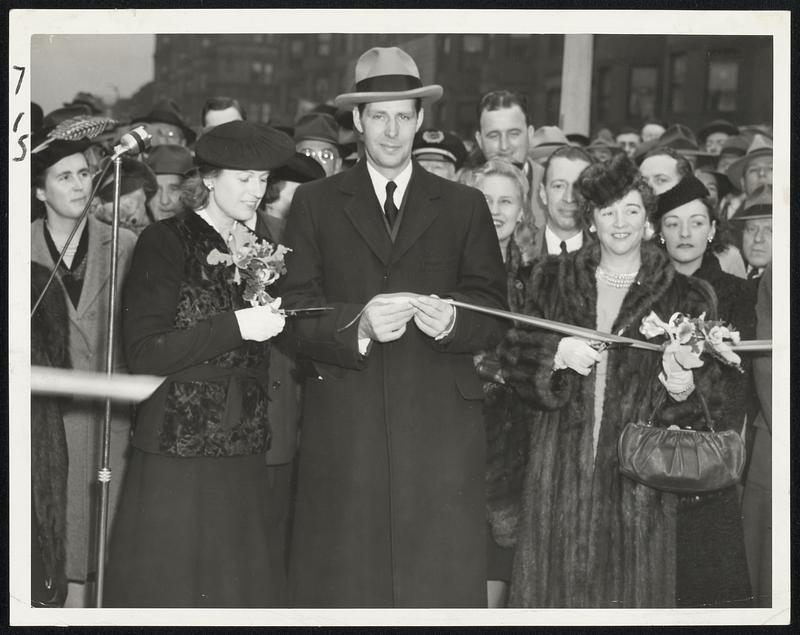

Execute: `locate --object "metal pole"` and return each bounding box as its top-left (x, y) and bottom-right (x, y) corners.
top-left (93, 156), bottom-right (122, 607)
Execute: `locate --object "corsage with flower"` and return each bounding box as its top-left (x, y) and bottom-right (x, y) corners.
top-left (640, 310), bottom-right (743, 403)
top-left (206, 222), bottom-right (291, 312)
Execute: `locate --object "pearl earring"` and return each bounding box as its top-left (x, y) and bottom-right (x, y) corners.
top-left (205, 182), bottom-right (214, 191)
top-left (707, 236), bottom-right (713, 243)
top-left (589, 226), bottom-right (596, 233)
top-left (659, 235), bottom-right (665, 245)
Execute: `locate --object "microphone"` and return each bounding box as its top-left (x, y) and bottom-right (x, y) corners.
top-left (111, 126), bottom-right (152, 160)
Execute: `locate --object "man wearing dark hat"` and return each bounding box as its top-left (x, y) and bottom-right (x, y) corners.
top-left (131, 98), bottom-right (197, 148)
top-left (697, 119), bottom-right (739, 156)
top-left (731, 184), bottom-right (772, 279)
top-left (280, 46), bottom-right (506, 608)
top-left (93, 157), bottom-right (158, 234)
top-left (615, 126), bottom-right (641, 159)
top-left (31, 133), bottom-right (136, 607)
top-left (294, 112), bottom-right (341, 176)
top-left (411, 128), bottom-right (466, 181)
top-left (145, 145), bottom-right (194, 222)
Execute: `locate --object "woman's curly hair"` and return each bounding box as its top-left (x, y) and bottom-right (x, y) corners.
top-left (574, 153), bottom-right (657, 226)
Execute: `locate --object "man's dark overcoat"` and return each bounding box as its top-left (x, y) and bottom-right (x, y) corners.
top-left (281, 160), bottom-right (507, 607)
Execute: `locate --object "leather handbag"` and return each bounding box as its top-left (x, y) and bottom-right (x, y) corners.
top-left (617, 388), bottom-right (746, 493)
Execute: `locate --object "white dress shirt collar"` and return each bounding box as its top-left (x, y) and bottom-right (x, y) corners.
top-left (366, 160), bottom-right (413, 211)
top-left (545, 225), bottom-right (583, 255)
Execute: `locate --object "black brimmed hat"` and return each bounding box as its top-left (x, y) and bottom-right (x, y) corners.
top-left (412, 129), bottom-right (467, 169)
top-left (31, 126), bottom-right (91, 181)
top-left (146, 145), bottom-right (194, 176)
top-left (132, 98), bottom-right (197, 145)
top-left (294, 112), bottom-right (339, 146)
top-left (697, 119), bottom-right (739, 144)
top-left (194, 121), bottom-right (295, 171)
top-left (96, 156), bottom-right (158, 203)
top-left (270, 152), bottom-right (326, 184)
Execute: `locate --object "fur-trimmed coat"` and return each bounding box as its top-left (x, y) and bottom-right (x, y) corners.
top-left (491, 240), bottom-right (733, 608)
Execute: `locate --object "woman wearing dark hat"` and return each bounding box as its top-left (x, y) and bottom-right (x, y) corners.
top-left (104, 121), bottom-right (296, 608)
top-left (652, 174), bottom-right (753, 607)
top-left (31, 133), bottom-right (136, 607)
top-left (494, 154), bottom-right (729, 607)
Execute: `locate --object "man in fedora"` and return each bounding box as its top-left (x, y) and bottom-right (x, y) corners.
top-left (697, 119), bottom-right (739, 156)
top-left (131, 98), bottom-right (197, 148)
top-left (280, 46), bottom-right (507, 607)
top-left (294, 112), bottom-right (342, 176)
top-left (528, 125), bottom-right (569, 166)
top-left (145, 145), bottom-right (194, 222)
top-left (730, 184), bottom-right (773, 280)
top-left (725, 134), bottom-right (773, 199)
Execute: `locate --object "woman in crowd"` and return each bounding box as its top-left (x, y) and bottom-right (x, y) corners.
top-left (104, 121), bottom-right (295, 607)
top-left (31, 134), bottom-right (136, 607)
top-left (493, 154), bottom-right (730, 607)
top-left (461, 158), bottom-right (536, 607)
top-left (653, 173), bottom-right (753, 607)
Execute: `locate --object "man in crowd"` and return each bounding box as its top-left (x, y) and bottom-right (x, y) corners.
top-left (131, 98), bottom-right (197, 148)
top-left (638, 146), bottom-right (692, 194)
top-left (697, 119), bottom-right (739, 156)
top-left (281, 46), bottom-right (506, 607)
top-left (145, 145), bottom-right (193, 222)
top-left (200, 96), bottom-right (245, 132)
top-left (411, 128), bottom-right (467, 181)
top-left (474, 89), bottom-right (546, 231)
top-left (615, 126), bottom-right (641, 159)
top-left (726, 134), bottom-right (773, 199)
top-left (294, 112), bottom-right (342, 176)
top-left (528, 125), bottom-right (569, 166)
top-left (731, 184), bottom-right (772, 279)
top-left (534, 144), bottom-right (594, 257)
top-left (640, 118), bottom-right (667, 143)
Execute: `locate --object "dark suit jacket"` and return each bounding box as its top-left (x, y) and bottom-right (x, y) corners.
top-left (281, 160), bottom-right (507, 607)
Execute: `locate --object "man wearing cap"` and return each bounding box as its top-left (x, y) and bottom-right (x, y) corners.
top-left (145, 145), bottom-right (194, 222)
top-left (615, 126), bottom-right (641, 159)
top-left (411, 128), bottom-right (466, 181)
top-left (30, 133), bottom-right (136, 607)
top-left (131, 98), bottom-right (197, 148)
top-left (474, 90), bottom-right (547, 231)
top-left (281, 46), bottom-right (506, 607)
top-left (294, 112), bottom-right (342, 177)
top-left (697, 119), bottom-right (739, 156)
top-left (533, 144), bottom-right (594, 257)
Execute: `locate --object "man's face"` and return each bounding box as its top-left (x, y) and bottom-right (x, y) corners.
top-left (354, 100), bottom-right (422, 179)
top-left (99, 188), bottom-right (150, 234)
top-left (741, 218), bottom-right (773, 269)
top-left (640, 154), bottom-right (681, 194)
top-left (717, 152), bottom-right (739, 174)
top-left (417, 158), bottom-right (456, 181)
top-left (475, 105), bottom-right (533, 164)
top-left (705, 131), bottom-right (729, 156)
top-left (296, 139), bottom-right (342, 177)
top-left (143, 122), bottom-right (186, 147)
top-left (616, 133), bottom-right (640, 159)
top-left (149, 173), bottom-right (184, 221)
top-left (742, 155), bottom-right (773, 195)
top-left (694, 171), bottom-right (719, 208)
top-left (36, 153), bottom-right (92, 221)
top-left (641, 123), bottom-right (666, 143)
top-left (539, 156), bottom-right (590, 235)
top-left (203, 107), bottom-right (243, 131)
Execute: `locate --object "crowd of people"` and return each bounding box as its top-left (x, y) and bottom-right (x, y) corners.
top-left (30, 45), bottom-right (773, 610)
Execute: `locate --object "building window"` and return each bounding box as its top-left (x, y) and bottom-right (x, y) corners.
top-left (253, 34), bottom-right (263, 44)
top-left (706, 51), bottom-right (739, 112)
top-left (669, 53), bottom-right (687, 113)
top-left (261, 103), bottom-right (272, 123)
top-left (545, 84), bottom-right (561, 125)
top-left (463, 34), bottom-right (484, 53)
top-left (442, 36), bottom-right (451, 55)
top-left (317, 33), bottom-right (332, 56)
top-left (263, 62), bottom-right (274, 84)
top-left (315, 77), bottom-right (330, 100)
top-left (596, 67), bottom-right (613, 122)
top-left (508, 35), bottom-right (529, 58)
top-left (201, 37), bottom-right (211, 49)
top-left (629, 66), bottom-right (658, 119)
top-left (290, 38), bottom-right (306, 60)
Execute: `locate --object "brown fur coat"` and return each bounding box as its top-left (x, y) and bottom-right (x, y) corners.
top-left (491, 241), bottom-right (723, 608)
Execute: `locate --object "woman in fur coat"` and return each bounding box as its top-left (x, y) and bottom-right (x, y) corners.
top-left (104, 122), bottom-right (295, 607)
top-left (653, 174), bottom-right (753, 607)
top-left (491, 154), bottom-right (733, 608)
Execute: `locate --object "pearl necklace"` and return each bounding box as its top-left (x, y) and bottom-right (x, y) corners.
top-left (596, 265), bottom-right (639, 289)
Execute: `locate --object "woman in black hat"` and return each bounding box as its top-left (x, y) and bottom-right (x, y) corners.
top-left (651, 174), bottom-right (754, 608)
top-left (104, 121), bottom-right (296, 608)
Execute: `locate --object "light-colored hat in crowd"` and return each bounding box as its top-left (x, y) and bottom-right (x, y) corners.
top-left (334, 47), bottom-right (443, 108)
top-left (724, 134), bottom-right (773, 185)
top-left (529, 126), bottom-right (569, 162)
top-left (729, 184), bottom-right (772, 223)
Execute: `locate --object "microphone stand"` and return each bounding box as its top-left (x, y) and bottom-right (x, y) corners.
top-left (93, 156), bottom-right (122, 608)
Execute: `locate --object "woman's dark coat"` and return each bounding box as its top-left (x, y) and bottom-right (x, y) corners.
top-left (489, 240), bottom-right (736, 608)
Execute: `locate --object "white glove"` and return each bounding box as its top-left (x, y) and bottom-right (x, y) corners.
top-left (553, 337), bottom-right (601, 376)
top-left (658, 343), bottom-right (696, 401)
top-left (235, 300), bottom-right (285, 342)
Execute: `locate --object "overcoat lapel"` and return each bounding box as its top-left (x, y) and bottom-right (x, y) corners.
top-left (390, 166), bottom-right (441, 266)
top-left (340, 161), bottom-right (392, 267)
top-left (75, 218), bottom-right (112, 320)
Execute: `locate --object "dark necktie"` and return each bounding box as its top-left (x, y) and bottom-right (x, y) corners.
top-left (384, 181), bottom-right (399, 228)
top-left (747, 267), bottom-right (762, 280)
top-left (560, 240), bottom-right (568, 255)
